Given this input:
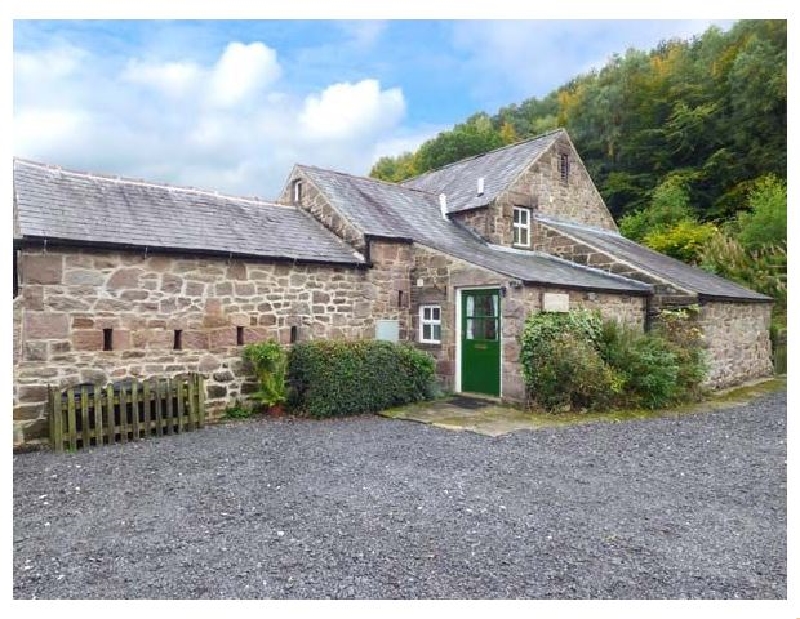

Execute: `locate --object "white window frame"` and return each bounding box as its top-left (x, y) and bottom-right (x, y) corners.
top-left (292, 179), bottom-right (302, 204)
top-left (419, 305), bottom-right (442, 344)
top-left (513, 207), bottom-right (531, 247)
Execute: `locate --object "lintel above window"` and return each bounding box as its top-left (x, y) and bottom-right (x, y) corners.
top-left (513, 207), bottom-right (531, 247)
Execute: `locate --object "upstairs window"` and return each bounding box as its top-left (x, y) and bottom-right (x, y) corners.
top-left (559, 153), bottom-right (570, 182)
top-left (513, 207), bottom-right (530, 247)
top-left (292, 179), bottom-right (303, 204)
top-left (419, 305), bottom-right (441, 344)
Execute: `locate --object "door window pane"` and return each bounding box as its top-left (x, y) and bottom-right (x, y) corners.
top-left (466, 318), bottom-right (498, 340)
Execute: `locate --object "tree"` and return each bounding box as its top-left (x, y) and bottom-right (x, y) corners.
top-left (619, 175), bottom-right (693, 242)
top-left (734, 175), bottom-right (786, 250)
top-left (642, 219), bottom-right (718, 263)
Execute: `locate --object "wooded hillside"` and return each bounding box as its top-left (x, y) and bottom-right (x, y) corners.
top-left (371, 20), bottom-right (786, 329)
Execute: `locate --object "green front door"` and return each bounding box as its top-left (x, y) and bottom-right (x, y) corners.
top-left (460, 289), bottom-right (501, 396)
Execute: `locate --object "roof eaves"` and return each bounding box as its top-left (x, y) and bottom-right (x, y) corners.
top-left (698, 292), bottom-right (773, 304)
top-left (14, 234), bottom-right (368, 268)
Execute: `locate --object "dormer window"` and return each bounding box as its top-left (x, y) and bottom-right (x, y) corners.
top-left (292, 179), bottom-right (303, 204)
top-left (559, 153), bottom-right (570, 182)
top-left (513, 207), bottom-right (530, 247)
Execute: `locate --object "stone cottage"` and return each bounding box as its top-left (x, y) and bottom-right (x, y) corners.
top-left (13, 128), bottom-right (773, 446)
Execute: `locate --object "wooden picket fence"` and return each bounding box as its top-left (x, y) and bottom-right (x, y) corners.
top-left (48, 374), bottom-right (205, 452)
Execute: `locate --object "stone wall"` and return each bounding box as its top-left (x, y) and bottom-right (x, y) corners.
top-left (14, 243), bottom-right (409, 442)
top-left (698, 301), bottom-right (774, 388)
top-left (410, 243), bottom-right (646, 401)
top-left (276, 167), bottom-right (365, 251)
top-left (487, 132), bottom-right (618, 246)
top-left (450, 207), bottom-right (493, 240)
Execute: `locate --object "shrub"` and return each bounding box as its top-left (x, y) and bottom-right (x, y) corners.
top-left (597, 313), bottom-right (707, 408)
top-left (525, 331), bottom-right (622, 412)
top-left (520, 310), bottom-right (618, 412)
top-left (287, 340), bottom-right (436, 418)
top-left (521, 309), bottom-right (709, 413)
top-left (243, 340), bottom-right (288, 409)
top-left (225, 403), bottom-right (255, 419)
top-left (655, 307), bottom-right (708, 402)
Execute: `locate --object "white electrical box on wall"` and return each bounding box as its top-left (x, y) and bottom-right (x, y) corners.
top-left (375, 319), bottom-right (400, 342)
top-left (543, 292), bottom-right (569, 312)
top-left (416, 278), bottom-right (424, 287)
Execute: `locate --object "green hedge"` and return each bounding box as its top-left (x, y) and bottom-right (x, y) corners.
top-left (287, 340), bottom-right (436, 418)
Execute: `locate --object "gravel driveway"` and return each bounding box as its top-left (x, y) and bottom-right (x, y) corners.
top-left (13, 391), bottom-right (786, 599)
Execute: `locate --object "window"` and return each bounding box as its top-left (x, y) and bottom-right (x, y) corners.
top-left (559, 153), bottom-right (570, 182)
top-left (419, 305), bottom-right (441, 344)
top-left (513, 207), bottom-right (530, 247)
top-left (103, 328), bottom-right (113, 351)
top-left (173, 329), bottom-right (182, 350)
top-left (236, 326), bottom-right (245, 346)
top-left (292, 179), bottom-right (302, 204)
top-left (290, 325), bottom-right (298, 344)
top-left (465, 293), bottom-right (499, 341)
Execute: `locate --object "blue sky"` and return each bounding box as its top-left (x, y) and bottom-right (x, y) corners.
top-left (14, 19), bottom-right (734, 197)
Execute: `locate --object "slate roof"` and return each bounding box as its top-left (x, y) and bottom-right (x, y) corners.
top-left (298, 164), bottom-right (651, 294)
top-left (13, 159), bottom-right (365, 266)
top-left (400, 129), bottom-right (562, 213)
top-left (537, 216), bottom-right (771, 302)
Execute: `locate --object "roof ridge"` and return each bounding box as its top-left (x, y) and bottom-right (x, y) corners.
top-left (401, 127), bottom-right (565, 183)
top-left (13, 157), bottom-right (284, 208)
top-left (296, 163), bottom-right (439, 197)
top-left (533, 213), bottom-right (622, 237)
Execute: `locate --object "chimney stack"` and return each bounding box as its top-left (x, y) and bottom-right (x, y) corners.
top-left (477, 177), bottom-right (485, 196)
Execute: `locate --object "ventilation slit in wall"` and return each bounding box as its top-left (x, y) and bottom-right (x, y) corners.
top-left (290, 325), bottom-right (299, 344)
top-left (173, 329), bottom-right (183, 350)
top-left (236, 326), bottom-right (245, 346)
top-left (103, 329), bottom-right (113, 351)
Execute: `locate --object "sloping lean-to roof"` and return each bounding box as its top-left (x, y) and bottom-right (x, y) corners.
top-left (13, 159), bottom-right (365, 266)
top-left (537, 216), bottom-right (771, 302)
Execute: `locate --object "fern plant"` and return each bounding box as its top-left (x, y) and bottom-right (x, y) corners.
top-left (243, 340), bottom-right (288, 408)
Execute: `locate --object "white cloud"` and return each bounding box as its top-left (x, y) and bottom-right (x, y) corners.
top-left (122, 59), bottom-right (202, 97)
top-left (14, 43), bottom-right (415, 198)
top-left (299, 79), bottom-right (405, 142)
top-left (208, 42), bottom-right (281, 108)
top-left (14, 108), bottom-right (87, 154)
top-left (335, 20), bottom-right (387, 49)
top-left (14, 45), bottom-right (86, 81)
